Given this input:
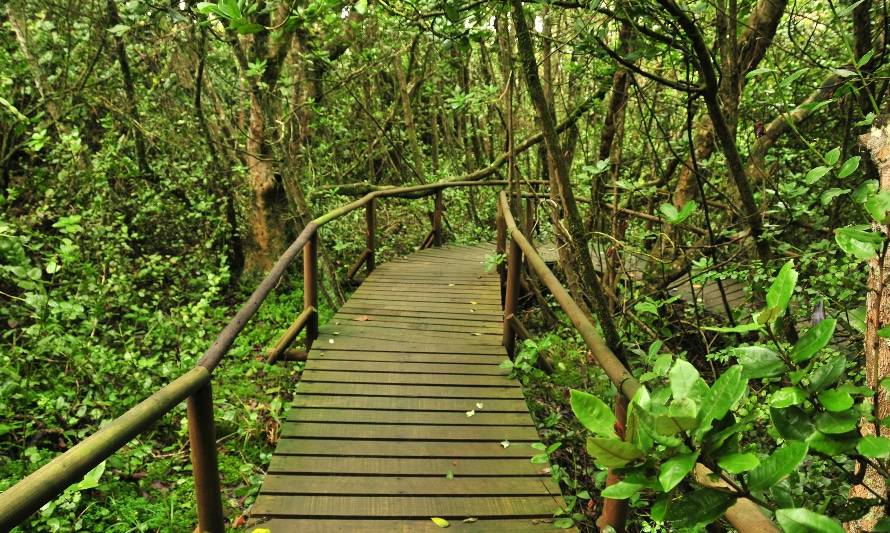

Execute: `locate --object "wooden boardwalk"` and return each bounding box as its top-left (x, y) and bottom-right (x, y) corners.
top-left (248, 244), bottom-right (569, 532)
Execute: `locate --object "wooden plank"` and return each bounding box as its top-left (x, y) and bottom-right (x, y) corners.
top-left (350, 292), bottom-right (501, 304)
top-left (305, 360), bottom-right (508, 375)
top-left (296, 382), bottom-right (524, 398)
top-left (306, 350), bottom-right (504, 365)
top-left (250, 495), bottom-right (560, 518)
top-left (288, 408), bottom-right (533, 426)
top-left (273, 439), bottom-right (536, 457)
top-left (290, 396), bottom-right (529, 412)
top-left (300, 370), bottom-right (516, 387)
top-left (334, 313), bottom-right (502, 329)
top-left (268, 455), bottom-right (546, 475)
top-left (341, 300), bottom-right (502, 313)
top-left (258, 475), bottom-right (559, 495)
top-left (248, 517), bottom-right (568, 532)
top-left (279, 423), bottom-right (539, 441)
top-left (312, 338), bottom-right (505, 355)
top-left (338, 306), bottom-right (502, 321)
top-left (320, 325), bottom-right (501, 342)
top-left (316, 329), bottom-right (502, 346)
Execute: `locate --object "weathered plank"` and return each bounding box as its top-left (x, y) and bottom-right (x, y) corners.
top-left (248, 518), bottom-right (568, 532)
top-left (287, 408), bottom-right (533, 426)
top-left (257, 475), bottom-right (559, 495)
top-left (273, 439), bottom-right (536, 456)
top-left (289, 396), bottom-right (528, 412)
top-left (279, 423), bottom-right (539, 441)
top-left (304, 359), bottom-right (509, 375)
top-left (296, 382), bottom-right (525, 398)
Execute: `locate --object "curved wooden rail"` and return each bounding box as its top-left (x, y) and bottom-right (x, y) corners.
top-left (0, 179), bottom-right (506, 532)
top-left (495, 191), bottom-right (778, 533)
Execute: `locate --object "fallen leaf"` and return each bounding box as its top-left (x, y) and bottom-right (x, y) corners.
top-left (471, 332), bottom-right (481, 336)
top-left (463, 518), bottom-right (478, 523)
top-left (476, 402), bottom-right (484, 409)
top-left (253, 529), bottom-right (272, 533)
top-left (445, 469), bottom-right (454, 479)
top-left (470, 301), bottom-right (478, 305)
top-left (232, 515), bottom-right (247, 528)
top-left (328, 339), bottom-right (335, 344)
top-left (465, 410), bottom-right (475, 417)
top-left (333, 331), bottom-right (340, 335)
top-left (448, 283), bottom-right (455, 286)
top-left (500, 439), bottom-right (511, 448)
top-left (470, 309), bottom-right (475, 313)
top-left (354, 315), bottom-right (370, 321)
top-left (431, 517), bottom-right (450, 528)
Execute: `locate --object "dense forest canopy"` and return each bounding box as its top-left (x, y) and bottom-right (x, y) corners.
top-left (2, 0), bottom-right (890, 530)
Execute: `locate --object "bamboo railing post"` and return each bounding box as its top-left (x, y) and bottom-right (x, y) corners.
top-left (366, 197), bottom-right (376, 273)
top-left (304, 231), bottom-right (319, 348)
top-left (187, 382), bottom-right (224, 533)
top-left (502, 235), bottom-right (523, 358)
top-left (433, 188), bottom-right (444, 246)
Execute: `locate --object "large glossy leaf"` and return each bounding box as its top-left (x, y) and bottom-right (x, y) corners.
top-left (770, 406), bottom-right (815, 441)
top-left (766, 260), bottom-right (797, 315)
top-left (817, 389), bottom-right (854, 412)
top-left (857, 435), bottom-right (890, 458)
top-left (776, 508), bottom-right (845, 533)
top-left (734, 346), bottom-right (786, 379)
top-left (808, 356), bottom-right (847, 392)
top-left (697, 365), bottom-right (747, 436)
top-left (586, 437), bottom-right (644, 468)
top-left (807, 430), bottom-right (860, 456)
top-left (815, 410), bottom-right (859, 434)
top-left (570, 389), bottom-right (617, 438)
top-left (664, 488), bottom-right (737, 528)
top-left (747, 441), bottom-right (808, 492)
top-left (789, 318), bottom-right (836, 363)
top-left (770, 387), bottom-right (807, 408)
top-left (717, 452), bottom-right (760, 474)
top-left (669, 359), bottom-right (700, 400)
top-left (658, 451), bottom-right (699, 492)
top-left (600, 480), bottom-right (644, 500)
top-left (835, 226), bottom-right (883, 260)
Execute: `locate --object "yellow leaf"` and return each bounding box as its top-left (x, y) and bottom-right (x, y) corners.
top-left (253, 529), bottom-right (272, 533)
top-left (431, 517), bottom-right (450, 528)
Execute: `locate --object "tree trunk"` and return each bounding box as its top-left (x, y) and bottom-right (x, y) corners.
top-left (848, 120), bottom-right (890, 531)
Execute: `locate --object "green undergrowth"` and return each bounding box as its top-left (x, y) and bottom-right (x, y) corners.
top-left (1, 278), bottom-right (329, 532)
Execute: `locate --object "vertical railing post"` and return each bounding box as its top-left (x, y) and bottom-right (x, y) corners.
top-left (304, 230), bottom-right (318, 348)
top-left (496, 200), bottom-right (507, 307)
top-left (502, 235), bottom-right (522, 358)
top-left (366, 197), bottom-right (376, 274)
top-left (598, 395), bottom-right (630, 531)
top-left (433, 188), bottom-right (443, 247)
top-left (188, 382), bottom-right (224, 533)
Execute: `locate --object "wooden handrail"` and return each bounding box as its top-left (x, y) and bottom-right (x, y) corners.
top-left (0, 178), bottom-right (509, 531)
top-left (496, 191), bottom-right (777, 533)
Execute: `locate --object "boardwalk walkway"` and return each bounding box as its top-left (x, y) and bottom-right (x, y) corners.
top-left (248, 243), bottom-right (569, 532)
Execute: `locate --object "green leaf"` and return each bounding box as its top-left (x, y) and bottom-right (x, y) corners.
top-left (664, 488), bottom-right (736, 528)
top-left (570, 389), bottom-right (617, 438)
top-left (771, 406), bottom-right (816, 441)
top-left (443, 3), bottom-right (460, 22)
top-left (780, 67), bottom-right (809, 88)
top-left (746, 67), bottom-right (774, 79)
top-left (824, 147), bottom-right (842, 165)
top-left (196, 2), bottom-right (222, 15)
top-left (821, 188), bottom-right (850, 206)
top-left (878, 325), bottom-right (890, 338)
top-left (354, 0), bottom-right (368, 14)
top-left (676, 200), bottom-right (698, 223)
top-left (858, 435), bottom-right (890, 458)
top-left (552, 517), bottom-right (574, 529)
top-left (815, 410), bottom-right (859, 434)
top-left (717, 452), bottom-right (760, 474)
top-left (835, 226), bottom-right (883, 260)
top-left (431, 517), bottom-right (450, 528)
top-left (857, 49), bottom-right (875, 68)
top-left (837, 156), bottom-right (861, 179)
top-left (770, 387), bottom-right (806, 408)
top-left (659, 452), bottom-right (699, 492)
top-left (807, 430), bottom-right (859, 456)
top-left (867, 191), bottom-right (890, 223)
top-left (766, 260), bottom-right (797, 316)
top-left (789, 318), bottom-right (836, 363)
top-left (586, 437), bottom-right (644, 468)
top-left (600, 480), bottom-right (644, 499)
top-left (817, 389), bottom-right (854, 412)
top-left (108, 23), bottom-right (131, 36)
top-left (853, 180), bottom-right (879, 203)
top-left (669, 359), bottom-right (700, 400)
top-left (74, 461), bottom-right (106, 491)
top-left (804, 166), bottom-right (830, 184)
top-left (703, 322), bottom-right (762, 333)
top-left (808, 356), bottom-right (846, 392)
top-left (659, 203), bottom-right (679, 222)
top-left (775, 508), bottom-right (844, 533)
top-left (217, 0), bottom-right (241, 19)
top-left (747, 441), bottom-right (808, 492)
top-left (697, 366), bottom-right (747, 435)
top-left (734, 346), bottom-right (786, 378)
